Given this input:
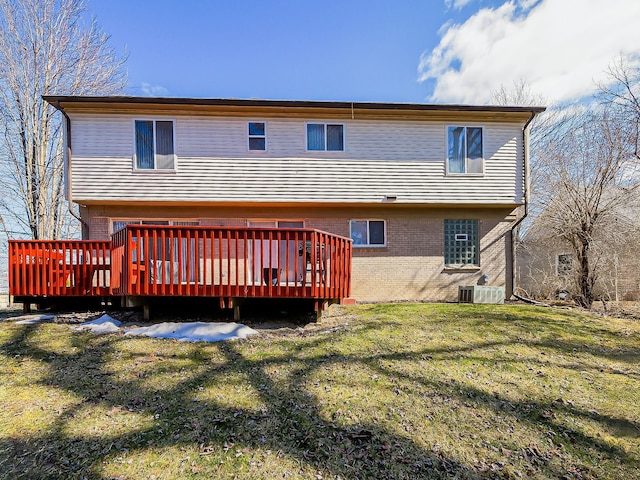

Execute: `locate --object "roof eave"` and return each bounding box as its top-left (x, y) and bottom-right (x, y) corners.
top-left (43, 95), bottom-right (546, 116)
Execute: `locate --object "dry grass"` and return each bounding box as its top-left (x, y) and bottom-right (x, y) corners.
top-left (0, 303), bottom-right (639, 479)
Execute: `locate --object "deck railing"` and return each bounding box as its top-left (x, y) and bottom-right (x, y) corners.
top-left (111, 225), bottom-right (352, 300)
top-left (9, 226), bottom-right (352, 302)
top-left (8, 240), bottom-right (111, 297)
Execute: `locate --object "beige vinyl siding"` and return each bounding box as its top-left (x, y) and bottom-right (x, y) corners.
top-left (69, 113), bottom-right (523, 205)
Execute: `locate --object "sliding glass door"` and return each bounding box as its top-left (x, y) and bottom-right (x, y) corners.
top-left (248, 221), bottom-right (303, 285)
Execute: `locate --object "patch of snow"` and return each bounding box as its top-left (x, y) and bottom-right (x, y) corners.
top-left (125, 322), bottom-right (258, 342)
top-left (73, 314), bottom-right (122, 334)
top-left (15, 314), bottom-right (55, 325)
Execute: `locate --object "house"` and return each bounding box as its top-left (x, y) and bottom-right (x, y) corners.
top-left (9, 96), bottom-right (544, 316)
top-left (516, 196), bottom-right (640, 301)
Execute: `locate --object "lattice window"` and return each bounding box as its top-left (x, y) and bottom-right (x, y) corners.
top-left (444, 219), bottom-right (479, 266)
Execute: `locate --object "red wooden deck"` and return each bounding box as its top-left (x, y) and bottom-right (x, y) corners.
top-left (9, 226), bottom-right (352, 310)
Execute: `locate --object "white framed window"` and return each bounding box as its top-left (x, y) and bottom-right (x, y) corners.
top-left (248, 121), bottom-right (266, 151)
top-left (350, 220), bottom-right (386, 247)
top-left (447, 126), bottom-right (483, 174)
top-left (557, 253), bottom-right (572, 276)
top-left (134, 119), bottom-right (176, 170)
top-left (307, 123), bottom-right (344, 151)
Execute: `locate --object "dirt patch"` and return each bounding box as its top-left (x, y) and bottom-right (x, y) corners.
top-left (247, 304), bottom-right (358, 338)
top-left (516, 299), bottom-right (640, 321)
top-left (588, 300), bottom-right (640, 320)
top-left (0, 304), bottom-right (357, 339)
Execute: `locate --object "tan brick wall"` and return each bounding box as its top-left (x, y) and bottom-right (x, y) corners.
top-left (84, 205), bottom-right (516, 302)
top-left (88, 217), bottom-right (109, 240)
top-left (518, 235), bottom-right (640, 301)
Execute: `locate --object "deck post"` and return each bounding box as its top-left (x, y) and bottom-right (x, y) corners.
top-left (232, 297), bottom-right (242, 321)
top-left (314, 299), bottom-right (324, 323)
top-left (143, 304), bottom-right (150, 321)
top-left (22, 302), bottom-right (31, 314)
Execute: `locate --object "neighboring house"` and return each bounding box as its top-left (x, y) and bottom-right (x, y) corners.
top-left (26, 96), bottom-right (543, 304)
top-left (517, 200), bottom-right (640, 301)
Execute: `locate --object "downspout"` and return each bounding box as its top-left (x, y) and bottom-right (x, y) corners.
top-left (56, 101), bottom-right (89, 236)
top-left (510, 110), bottom-right (537, 299)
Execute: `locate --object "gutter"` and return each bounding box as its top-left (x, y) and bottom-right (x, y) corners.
top-left (510, 109), bottom-right (539, 298)
top-left (55, 101), bottom-right (89, 235)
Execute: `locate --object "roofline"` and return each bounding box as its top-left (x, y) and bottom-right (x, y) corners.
top-left (43, 95), bottom-right (546, 114)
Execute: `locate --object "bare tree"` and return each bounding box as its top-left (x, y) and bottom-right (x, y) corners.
top-left (532, 107), bottom-right (639, 308)
top-left (598, 55), bottom-right (640, 159)
top-left (502, 69), bottom-right (640, 308)
top-left (490, 78), bottom-right (546, 107)
top-left (0, 0), bottom-right (126, 240)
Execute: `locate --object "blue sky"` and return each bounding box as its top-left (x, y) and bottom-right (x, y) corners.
top-left (85, 0), bottom-right (640, 105)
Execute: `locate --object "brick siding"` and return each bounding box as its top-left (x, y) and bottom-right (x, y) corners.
top-left (84, 205), bottom-right (516, 302)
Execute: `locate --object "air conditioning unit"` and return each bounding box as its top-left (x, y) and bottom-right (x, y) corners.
top-left (458, 285), bottom-right (505, 304)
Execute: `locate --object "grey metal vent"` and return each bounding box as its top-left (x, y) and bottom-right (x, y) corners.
top-left (458, 286), bottom-right (505, 304)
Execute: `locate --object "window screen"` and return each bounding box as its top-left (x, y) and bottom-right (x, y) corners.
top-left (155, 121), bottom-right (175, 169)
top-left (327, 124), bottom-right (344, 151)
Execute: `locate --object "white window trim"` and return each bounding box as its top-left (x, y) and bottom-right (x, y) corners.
top-left (132, 118), bottom-right (177, 172)
top-left (305, 122), bottom-right (346, 152)
top-left (247, 121), bottom-right (267, 152)
top-left (349, 219), bottom-right (387, 248)
top-left (445, 125), bottom-right (485, 176)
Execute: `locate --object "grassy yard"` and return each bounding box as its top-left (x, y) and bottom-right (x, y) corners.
top-left (0, 303), bottom-right (639, 480)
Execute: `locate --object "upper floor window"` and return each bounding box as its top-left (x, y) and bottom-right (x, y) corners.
top-left (350, 220), bottom-right (386, 247)
top-left (248, 122), bottom-right (266, 151)
top-left (135, 120), bottom-right (175, 170)
top-left (447, 126), bottom-right (483, 174)
top-left (307, 123), bottom-right (344, 151)
top-left (444, 219), bottom-right (479, 266)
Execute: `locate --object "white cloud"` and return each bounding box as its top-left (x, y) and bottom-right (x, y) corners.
top-left (445, 0), bottom-right (474, 9)
top-left (420, 0), bottom-right (640, 105)
top-left (140, 82), bottom-right (169, 97)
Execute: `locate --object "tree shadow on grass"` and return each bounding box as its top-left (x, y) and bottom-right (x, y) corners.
top-left (1, 304), bottom-right (639, 479)
top-left (1, 323), bottom-right (481, 480)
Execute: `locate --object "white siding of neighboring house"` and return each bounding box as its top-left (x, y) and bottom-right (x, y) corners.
top-left (69, 114), bottom-right (523, 205)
